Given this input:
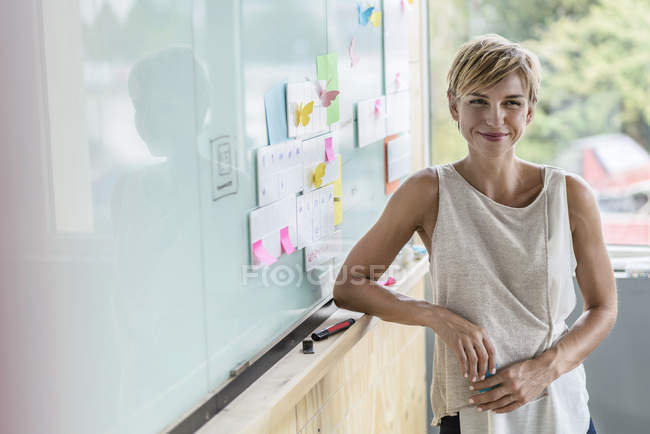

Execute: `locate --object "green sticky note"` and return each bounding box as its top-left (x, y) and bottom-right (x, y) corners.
top-left (317, 52), bottom-right (340, 125)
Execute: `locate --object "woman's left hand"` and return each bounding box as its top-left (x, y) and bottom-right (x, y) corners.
top-left (468, 358), bottom-right (556, 414)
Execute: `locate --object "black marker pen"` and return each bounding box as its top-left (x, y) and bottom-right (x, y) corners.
top-left (312, 318), bottom-right (355, 341)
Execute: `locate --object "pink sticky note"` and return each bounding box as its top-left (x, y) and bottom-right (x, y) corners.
top-left (253, 239), bottom-right (277, 265)
top-left (381, 277), bottom-right (396, 286)
top-left (280, 226), bottom-right (296, 254)
top-left (325, 137), bottom-right (334, 162)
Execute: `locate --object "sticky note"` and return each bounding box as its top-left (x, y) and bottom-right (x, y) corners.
top-left (280, 226), bottom-right (296, 254)
top-left (253, 240), bottom-right (277, 265)
top-left (249, 196), bottom-right (298, 266)
top-left (384, 0), bottom-right (409, 95)
top-left (305, 230), bottom-right (342, 272)
top-left (325, 137), bottom-right (334, 161)
top-left (479, 363), bottom-right (499, 393)
top-left (387, 133), bottom-right (411, 182)
top-left (296, 185), bottom-right (335, 249)
top-left (256, 140), bottom-right (303, 206)
top-left (317, 52), bottom-right (340, 125)
top-left (333, 158), bottom-right (342, 225)
top-left (333, 157), bottom-right (342, 197)
top-left (386, 91), bottom-right (410, 135)
top-left (384, 135), bottom-right (402, 195)
top-left (357, 95), bottom-right (387, 147)
top-left (287, 81), bottom-right (327, 138)
top-left (302, 133), bottom-right (340, 192)
top-left (264, 80), bottom-right (290, 145)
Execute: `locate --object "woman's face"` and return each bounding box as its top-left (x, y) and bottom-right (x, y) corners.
top-left (449, 71), bottom-right (534, 159)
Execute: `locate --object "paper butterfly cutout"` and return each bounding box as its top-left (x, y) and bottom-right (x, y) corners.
top-left (349, 37), bottom-right (361, 67)
top-left (357, 5), bottom-right (375, 26)
top-left (374, 98), bottom-right (383, 118)
top-left (295, 101), bottom-right (314, 127)
top-left (313, 79), bottom-right (339, 108)
top-left (369, 10), bottom-right (381, 27)
top-left (312, 162), bottom-right (327, 188)
top-left (394, 72), bottom-right (405, 89)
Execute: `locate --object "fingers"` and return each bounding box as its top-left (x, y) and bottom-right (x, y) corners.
top-left (455, 339), bottom-right (469, 379)
top-left (466, 343), bottom-right (479, 382)
top-left (470, 386), bottom-right (508, 405)
top-left (492, 399), bottom-right (523, 414)
top-left (475, 394), bottom-right (515, 413)
top-left (471, 372), bottom-right (501, 391)
top-left (483, 335), bottom-right (497, 375)
top-left (459, 331), bottom-right (494, 383)
top-left (475, 340), bottom-right (489, 381)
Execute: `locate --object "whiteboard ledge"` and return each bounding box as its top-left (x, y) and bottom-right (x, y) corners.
top-left (195, 255), bottom-right (430, 434)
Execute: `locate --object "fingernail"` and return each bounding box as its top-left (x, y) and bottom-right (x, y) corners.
top-left (491, 368), bottom-right (496, 374)
top-left (468, 399), bottom-right (474, 404)
top-left (481, 375), bottom-right (485, 380)
top-left (469, 386), bottom-right (474, 391)
top-left (472, 376), bottom-right (476, 382)
top-left (478, 407), bottom-right (483, 412)
top-left (464, 373), bottom-right (468, 378)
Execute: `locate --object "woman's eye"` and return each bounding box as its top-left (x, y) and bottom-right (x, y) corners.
top-left (506, 100), bottom-right (522, 106)
top-left (469, 99), bottom-right (486, 104)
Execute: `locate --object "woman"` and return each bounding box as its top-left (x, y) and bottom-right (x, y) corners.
top-left (333, 34), bottom-right (617, 433)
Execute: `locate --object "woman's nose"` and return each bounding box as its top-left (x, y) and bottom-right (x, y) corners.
top-left (485, 105), bottom-right (505, 127)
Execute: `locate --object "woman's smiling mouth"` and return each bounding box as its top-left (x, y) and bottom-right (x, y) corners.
top-left (479, 132), bottom-right (509, 141)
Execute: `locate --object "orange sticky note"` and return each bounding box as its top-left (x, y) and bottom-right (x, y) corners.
top-left (253, 240), bottom-right (277, 265)
top-left (280, 226), bottom-right (296, 254)
top-left (325, 137), bottom-right (335, 162)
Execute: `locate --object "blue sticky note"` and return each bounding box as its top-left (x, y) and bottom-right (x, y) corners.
top-left (479, 363), bottom-right (498, 393)
top-left (264, 80), bottom-right (290, 145)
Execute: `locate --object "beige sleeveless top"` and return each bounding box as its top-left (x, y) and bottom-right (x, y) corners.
top-left (429, 163), bottom-right (591, 433)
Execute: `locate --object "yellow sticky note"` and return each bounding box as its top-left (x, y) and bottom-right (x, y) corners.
top-left (334, 201), bottom-right (343, 226)
top-left (333, 158), bottom-right (342, 225)
top-left (333, 158), bottom-right (342, 196)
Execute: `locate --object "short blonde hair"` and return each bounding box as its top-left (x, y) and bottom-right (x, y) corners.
top-left (447, 34), bottom-right (542, 105)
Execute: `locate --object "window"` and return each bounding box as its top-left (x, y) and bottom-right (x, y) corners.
top-left (428, 0), bottom-right (650, 260)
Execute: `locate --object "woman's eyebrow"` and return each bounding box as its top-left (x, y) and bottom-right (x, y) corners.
top-left (469, 92), bottom-right (525, 99)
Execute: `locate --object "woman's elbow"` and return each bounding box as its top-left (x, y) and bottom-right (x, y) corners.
top-left (333, 282), bottom-right (349, 309)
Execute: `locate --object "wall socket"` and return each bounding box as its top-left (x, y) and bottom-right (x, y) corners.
top-left (210, 135), bottom-right (238, 201)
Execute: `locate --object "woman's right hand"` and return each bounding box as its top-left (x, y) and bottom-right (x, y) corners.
top-left (429, 305), bottom-right (497, 383)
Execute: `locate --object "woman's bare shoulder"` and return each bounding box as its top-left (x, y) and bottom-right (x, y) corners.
top-left (401, 166), bottom-right (439, 200)
top-left (398, 166), bottom-right (439, 234)
top-left (563, 171), bottom-right (598, 234)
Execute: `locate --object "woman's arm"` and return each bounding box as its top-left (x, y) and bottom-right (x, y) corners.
top-left (332, 167), bottom-right (437, 327)
top-left (535, 173), bottom-right (618, 378)
top-left (333, 167), bottom-right (498, 382)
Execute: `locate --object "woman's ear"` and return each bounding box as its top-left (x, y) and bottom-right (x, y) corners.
top-left (448, 92), bottom-right (459, 121)
top-left (526, 103), bottom-right (535, 125)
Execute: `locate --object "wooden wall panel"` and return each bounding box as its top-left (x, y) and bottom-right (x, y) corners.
top-left (268, 281), bottom-right (427, 434)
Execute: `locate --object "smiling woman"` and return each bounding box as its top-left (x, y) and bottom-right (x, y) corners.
top-left (333, 33), bottom-right (617, 434)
